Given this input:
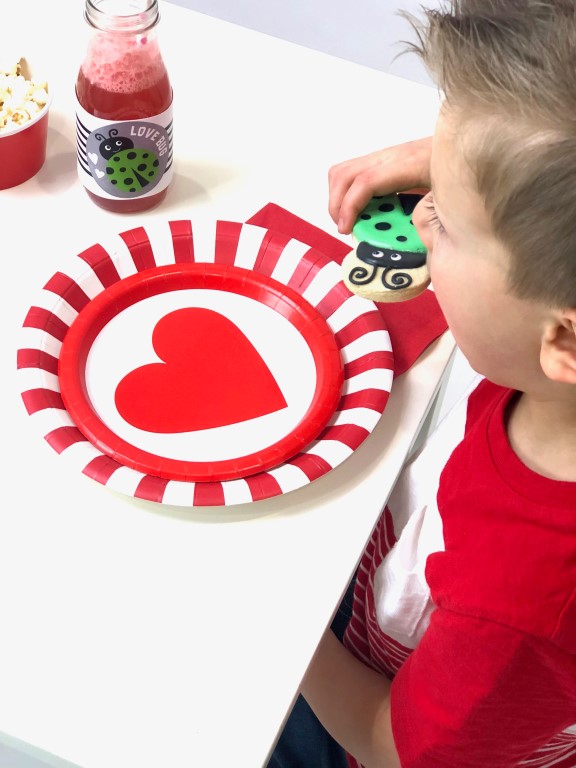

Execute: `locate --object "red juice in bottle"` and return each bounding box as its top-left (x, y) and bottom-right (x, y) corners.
top-left (75, 0), bottom-right (173, 213)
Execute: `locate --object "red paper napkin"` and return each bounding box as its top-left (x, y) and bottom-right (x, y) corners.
top-left (246, 203), bottom-right (448, 377)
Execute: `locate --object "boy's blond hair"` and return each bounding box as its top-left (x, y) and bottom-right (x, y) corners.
top-left (404, 0), bottom-right (576, 308)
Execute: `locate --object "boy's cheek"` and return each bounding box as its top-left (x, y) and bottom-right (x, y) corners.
top-left (425, 245), bottom-right (439, 285)
top-left (427, 252), bottom-right (455, 320)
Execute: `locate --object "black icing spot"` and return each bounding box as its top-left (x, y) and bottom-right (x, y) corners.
top-left (398, 193), bottom-right (423, 216)
top-left (378, 203), bottom-right (394, 213)
top-left (360, 214), bottom-right (371, 220)
top-left (375, 222), bottom-right (392, 231)
top-left (396, 235), bottom-right (407, 242)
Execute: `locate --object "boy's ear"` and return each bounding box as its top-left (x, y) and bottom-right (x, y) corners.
top-left (540, 309), bottom-right (576, 384)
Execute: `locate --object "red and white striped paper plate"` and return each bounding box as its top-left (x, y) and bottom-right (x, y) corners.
top-left (17, 219), bottom-right (394, 507)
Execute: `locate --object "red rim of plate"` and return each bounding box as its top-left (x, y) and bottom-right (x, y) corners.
top-left (17, 219), bottom-right (394, 507)
top-left (58, 262), bottom-right (344, 482)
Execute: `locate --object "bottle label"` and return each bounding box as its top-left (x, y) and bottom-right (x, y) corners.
top-left (75, 99), bottom-right (173, 200)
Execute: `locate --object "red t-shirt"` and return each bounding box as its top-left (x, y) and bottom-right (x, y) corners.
top-left (344, 378), bottom-right (576, 767)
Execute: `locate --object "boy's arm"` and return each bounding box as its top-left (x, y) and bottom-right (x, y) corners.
top-left (302, 611), bottom-right (576, 768)
top-left (301, 628), bottom-right (402, 768)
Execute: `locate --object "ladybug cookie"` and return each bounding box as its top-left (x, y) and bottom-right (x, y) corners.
top-left (342, 193), bottom-right (430, 302)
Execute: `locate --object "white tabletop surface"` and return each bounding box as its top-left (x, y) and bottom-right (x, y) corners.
top-left (0, 2), bottom-right (453, 766)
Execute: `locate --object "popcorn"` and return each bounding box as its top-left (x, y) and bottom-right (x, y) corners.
top-left (0, 59), bottom-right (48, 132)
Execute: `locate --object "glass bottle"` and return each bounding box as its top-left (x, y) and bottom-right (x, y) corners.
top-left (75, 0), bottom-right (174, 213)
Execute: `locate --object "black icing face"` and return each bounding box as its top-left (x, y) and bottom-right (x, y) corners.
top-left (357, 241), bottom-right (427, 269)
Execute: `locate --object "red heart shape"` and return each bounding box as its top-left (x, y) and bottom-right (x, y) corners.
top-left (115, 307), bottom-right (288, 432)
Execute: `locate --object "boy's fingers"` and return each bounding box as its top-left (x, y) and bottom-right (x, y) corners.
top-left (336, 174), bottom-right (384, 234)
top-left (328, 157), bottom-right (374, 225)
top-left (328, 137), bottom-right (434, 234)
top-left (335, 164), bottom-right (419, 234)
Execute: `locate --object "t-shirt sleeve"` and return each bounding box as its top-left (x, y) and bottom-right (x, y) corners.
top-left (390, 608), bottom-right (575, 768)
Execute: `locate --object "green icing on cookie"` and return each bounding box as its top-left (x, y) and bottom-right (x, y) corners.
top-left (352, 194), bottom-right (425, 253)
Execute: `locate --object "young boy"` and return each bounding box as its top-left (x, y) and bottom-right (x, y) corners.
top-left (268, 1), bottom-right (576, 766)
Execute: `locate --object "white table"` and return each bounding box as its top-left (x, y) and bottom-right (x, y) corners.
top-left (0, 2), bottom-right (454, 766)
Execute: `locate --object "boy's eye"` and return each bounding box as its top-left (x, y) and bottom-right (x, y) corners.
top-left (424, 195), bottom-right (446, 235)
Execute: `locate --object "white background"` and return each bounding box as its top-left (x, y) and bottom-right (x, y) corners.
top-left (164, 0), bottom-right (438, 85)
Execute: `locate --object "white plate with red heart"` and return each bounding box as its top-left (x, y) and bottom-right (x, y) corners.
top-left (17, 219), bottom-right (394, 507)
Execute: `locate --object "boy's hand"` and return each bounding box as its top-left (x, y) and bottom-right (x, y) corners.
top-left (328, 136), bottom-right (433, 235)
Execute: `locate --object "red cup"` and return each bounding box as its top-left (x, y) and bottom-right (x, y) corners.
top-left (0, 89), bottom-right (52, 190)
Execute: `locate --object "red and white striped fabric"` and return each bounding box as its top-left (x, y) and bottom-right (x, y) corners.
top-left (17, 219), bottom-right (394, 507)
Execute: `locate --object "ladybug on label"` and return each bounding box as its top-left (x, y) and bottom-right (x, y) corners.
top-left (95, 128), bottom-right (160, 192)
